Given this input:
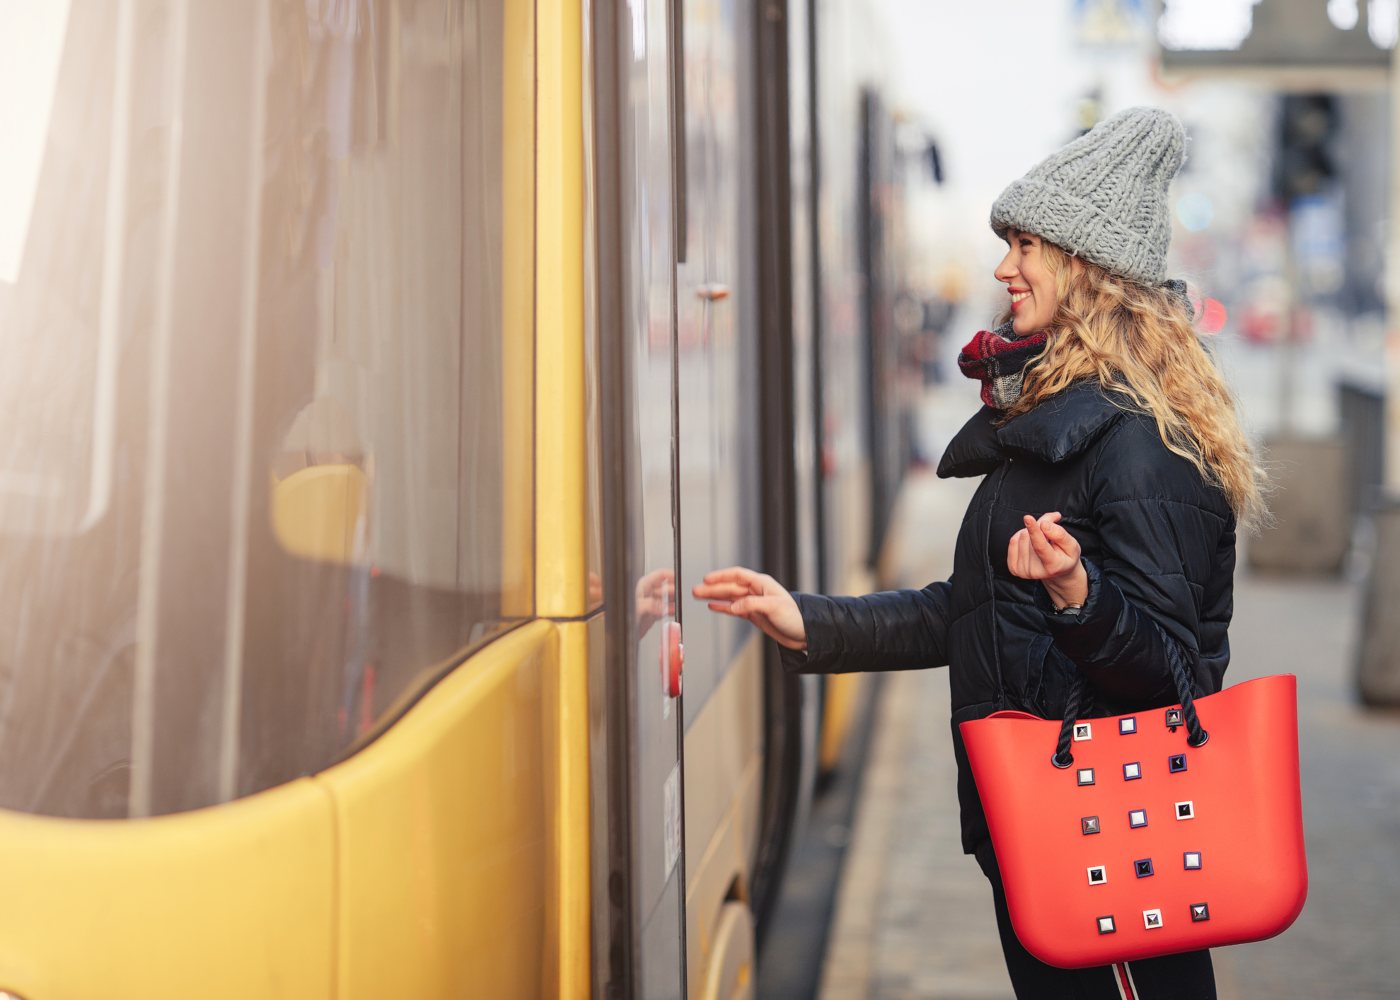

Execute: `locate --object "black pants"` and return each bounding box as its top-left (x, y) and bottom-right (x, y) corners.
top-left (975, 843), bottom-right (1217, 1000)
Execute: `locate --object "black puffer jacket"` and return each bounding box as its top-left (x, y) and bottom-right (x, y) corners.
top-left (785, 382), bottom-right (1237, 854)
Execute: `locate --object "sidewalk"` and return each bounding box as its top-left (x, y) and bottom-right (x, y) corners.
top-left (816, 424), bottom-right (1400, 998)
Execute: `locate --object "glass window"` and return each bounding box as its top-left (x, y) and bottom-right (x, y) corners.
top-left (0, 0), bottom-right (534, 819)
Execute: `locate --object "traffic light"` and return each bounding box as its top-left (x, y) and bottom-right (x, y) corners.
top-left (1273, 94), bottom-right (1339, 203)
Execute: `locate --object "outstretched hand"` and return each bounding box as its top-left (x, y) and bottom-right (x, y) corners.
top-left (692, 567), bottom-right (808, 652)
top-left (1007, 512), bottom-right (1089, 609)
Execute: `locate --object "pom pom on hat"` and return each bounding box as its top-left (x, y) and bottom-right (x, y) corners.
top-left (989, 107), bottom-right (1187, 286)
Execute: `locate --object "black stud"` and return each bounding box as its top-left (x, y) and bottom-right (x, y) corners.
top-left (1176, 800), bottom-right (1195, 820)
top-left (1169, 753), bottom-right (1188, 773)
top-left (1165, 707), bottom-right (1183, 730)
top-left (1191, 902), bottom-right (1211, 923)
top-left (1135, 858), bottom-right (1155, 878)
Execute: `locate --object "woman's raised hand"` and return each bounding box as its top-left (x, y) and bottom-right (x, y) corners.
top-left (692, 567), bottom-right (808, 652)
top-left (1007, 512), bottom-right (1089, 609)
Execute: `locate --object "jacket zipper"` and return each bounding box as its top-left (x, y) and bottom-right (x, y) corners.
top-left (985, 456), bottom-right (1013, 709)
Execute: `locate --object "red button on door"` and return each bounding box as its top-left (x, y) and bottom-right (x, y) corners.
top-left (663, 621), bottom-right (683, 698)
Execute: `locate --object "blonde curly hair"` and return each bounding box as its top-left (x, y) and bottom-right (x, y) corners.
top-left (1001, 242), bottom-right (1268, 531)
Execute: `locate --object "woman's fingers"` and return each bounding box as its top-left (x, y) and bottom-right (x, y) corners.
top-left (701, 566), bottom-right (764, 587)
top-left (1008, 527), bottom-right (1034, 579)
top-left (1025, 515), bottom-right (1060, 563)
top-left (693, 580), bottom-right (755, 601)
top-left (693, 567), bottom-right (767, 602)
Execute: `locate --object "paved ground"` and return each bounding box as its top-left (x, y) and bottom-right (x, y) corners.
top-left (814, 393), bottom-right (1400, 998)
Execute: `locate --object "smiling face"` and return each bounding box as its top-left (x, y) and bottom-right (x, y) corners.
top-left (995, 229), bottom-right (1078, 336)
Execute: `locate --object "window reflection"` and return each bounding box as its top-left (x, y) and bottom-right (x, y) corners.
top-left (0, 0), bottom-right (534, 819)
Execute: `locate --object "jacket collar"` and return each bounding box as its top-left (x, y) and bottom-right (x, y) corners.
top-left (937, 381), bottom-right (1127, 478)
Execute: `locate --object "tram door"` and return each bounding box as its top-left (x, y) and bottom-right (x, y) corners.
top-left (605, 0), bottom-right (689, 997)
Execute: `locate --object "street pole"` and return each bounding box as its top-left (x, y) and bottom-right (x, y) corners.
top-left (1388, 47), bottom-right (1400, 492)
top-left (1278, 214), bottom-right (1298, 437)
top-left (1352, 47), bottom-right (1400, 705)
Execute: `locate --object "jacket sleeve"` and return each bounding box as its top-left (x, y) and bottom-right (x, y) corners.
top-left (778, 582), bottom-right (953, 675)
top-left (1039, 431), bottom-right (1229, 703)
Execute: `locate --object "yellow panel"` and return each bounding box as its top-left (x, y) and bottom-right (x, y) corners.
top-left (500, 0), bottom-right (536, 618)
top-left (0, 781), bottom-right (335, 1000)
top-left (270, 463), bottom-right (367, 564)
top-left (321, 620), bottom-right (569, 1000)
top-left (819, 673), bottom-right (865, 774)
top-left (534, 0), bottom-right (587, 618)
top-left (553, 620), bottom-right (593, 1000)
top-left (683, 638), bottom-right (764, 999)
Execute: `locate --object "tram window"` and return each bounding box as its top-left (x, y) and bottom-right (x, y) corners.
top-left (0, 0), bottom-right (116, 536)
top-left (0, 0), bottom-right (534, 820)
top-left (240, 0), bottom-right (534, 800)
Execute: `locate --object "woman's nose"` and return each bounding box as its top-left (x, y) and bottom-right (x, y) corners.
top-left (994, 252), bottom-right (1017, 284)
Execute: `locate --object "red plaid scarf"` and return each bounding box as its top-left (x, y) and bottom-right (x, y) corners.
top-left (957, 322), bottom-right (1049, 410)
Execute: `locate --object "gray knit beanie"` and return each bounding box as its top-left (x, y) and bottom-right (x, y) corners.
top-left (989, 106), bottom-right (1186, 286)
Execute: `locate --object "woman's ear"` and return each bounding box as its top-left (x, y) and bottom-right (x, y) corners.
top-left (1069, 255), bottom-right (1085, 279)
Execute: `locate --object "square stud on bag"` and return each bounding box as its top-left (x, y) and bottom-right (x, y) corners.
top-left (1087, 865), bottom-right (1108, 886)
top-left (1175, 800), bottom-right (1195, 821)
top-left (1081, 815), bottom-right (1101, 835)
top-left (1097, 915), bottom-right (1116, 935)
top-left (1184, 851), bottom-right (1202, 870)
top-left (1143, 908), bottom-right (1164, 929)
top-left (1135, 858), bottom-right (1155, 878)
top-left (1077, 768), bottom-right (1096, 786)
top-left (1165, 707), bottom-right (1184, 729)
top-left (1073, 722), bottom-right (1093, 741)
top-left (1128, 808), bottom-right (1148, 829)
top-left (1191, 903), bottom-right (1211, 923)
top-left (1119, 716), bottom-right (1137, 735)
top-left (1123, 761), bottom-right (1142, 781)
top-left (1169, 753), bottom-right (1188, 773)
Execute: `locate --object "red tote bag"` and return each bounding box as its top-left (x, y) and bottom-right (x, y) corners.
top-left (960, 671), bottom-right (1307, 969)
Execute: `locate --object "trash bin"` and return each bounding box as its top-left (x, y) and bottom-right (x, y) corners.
top-left (1336, 375), bottom-right (1386, 520)
top-left (1356, 497), bottom-right (1400, 707)
top-left (1247, 435), bottom-right (1350, 575)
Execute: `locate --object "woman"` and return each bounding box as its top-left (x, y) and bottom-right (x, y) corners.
top-left (693, 107), bottom-right (1264, 999)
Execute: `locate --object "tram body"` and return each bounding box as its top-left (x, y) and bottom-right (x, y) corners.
top-left (0, 0), bottom-right (920, 996)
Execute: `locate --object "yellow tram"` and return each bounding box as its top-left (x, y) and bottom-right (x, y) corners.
top-left (0, 0), bottom-right (923, 996)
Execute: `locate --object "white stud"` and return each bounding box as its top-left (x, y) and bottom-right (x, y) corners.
top-left (1143, 908), bottom-right (1163, 929)
top-left (1073, 722), bottom-right (1093, 742)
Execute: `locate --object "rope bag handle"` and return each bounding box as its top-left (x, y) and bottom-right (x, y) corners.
top-left (1050, 646), bottom-right (1208, 769)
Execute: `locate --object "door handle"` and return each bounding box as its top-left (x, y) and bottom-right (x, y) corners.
top-left (662, 621), bottom-right (683, 698)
